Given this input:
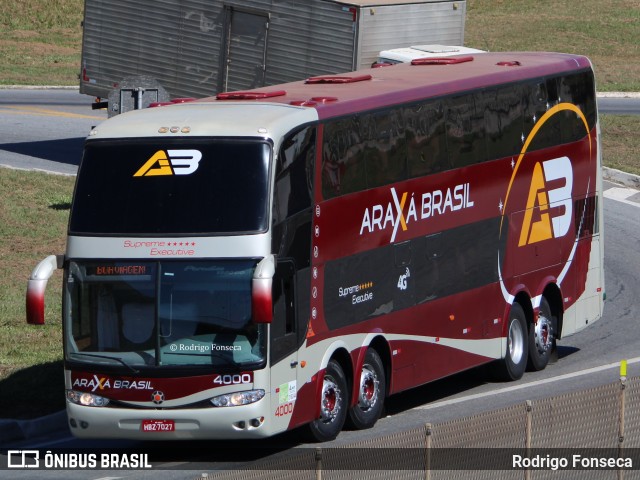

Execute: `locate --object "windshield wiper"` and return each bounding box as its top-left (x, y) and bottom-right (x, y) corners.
top-left (68, 352), bottom-right (140, 374)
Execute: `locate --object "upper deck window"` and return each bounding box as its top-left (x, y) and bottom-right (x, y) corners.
top-left (70, 138), bottom-right (271, 236)
top-left (320, 69), bottom-right (596, 200)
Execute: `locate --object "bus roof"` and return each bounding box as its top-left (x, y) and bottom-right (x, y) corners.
top-left (90, 52), bottom-right (593, 140)
top-left (88, 102), bottom-right (319, 140)
top-left (204, 52), bottom-right (593, 121)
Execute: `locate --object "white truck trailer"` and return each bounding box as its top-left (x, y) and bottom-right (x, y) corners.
top-left (80, 0), bottom-right (468, 115)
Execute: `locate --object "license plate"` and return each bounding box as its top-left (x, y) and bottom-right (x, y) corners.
top-left (141, 419), bottom-right (175, 432)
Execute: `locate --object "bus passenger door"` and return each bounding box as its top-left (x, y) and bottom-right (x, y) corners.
top-left (270, 260), bottom-right (300, 427)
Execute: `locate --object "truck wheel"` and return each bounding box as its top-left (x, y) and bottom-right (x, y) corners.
top-left (527, 298), bottom-right (556, 371)
top-left (491, 302), bottom-right (528, 381)
top-left (307, 360), bottom-right (348, 442)
top-left (347, 349), bottom-right (385, 430)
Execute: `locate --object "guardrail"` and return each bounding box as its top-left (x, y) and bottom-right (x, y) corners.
top-left (203, 369), bottom-right (638, 479)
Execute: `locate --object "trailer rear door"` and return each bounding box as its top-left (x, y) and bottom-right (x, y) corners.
top-left (222, 9), bottom-right (269, 92)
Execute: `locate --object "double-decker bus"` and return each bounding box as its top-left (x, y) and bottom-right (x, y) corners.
top-left (27, 51), bottom-right (604, 442)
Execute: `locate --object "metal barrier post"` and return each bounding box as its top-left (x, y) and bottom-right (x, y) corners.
top-left (315, 447), bottom-right (322, 480)
top-left (525, 400), bottom-right (532, 480)
top-left (618, 361), bottom-right (627, 480)
top-left (424, 423), bottom-right (432, 480)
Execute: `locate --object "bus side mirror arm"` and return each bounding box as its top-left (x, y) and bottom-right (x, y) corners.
top-left (252, 255), bottom-right (275, 324)
top-left (26, 255), bottom-right (63, 325)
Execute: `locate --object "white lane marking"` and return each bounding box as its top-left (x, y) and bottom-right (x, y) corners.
top-left (604, 187), bottom-right (640, 207)
top-left (414, 356), bottom-right (640, 411)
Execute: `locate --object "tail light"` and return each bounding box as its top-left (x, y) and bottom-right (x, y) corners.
top-left (252, 255), bottom-right (275, 323)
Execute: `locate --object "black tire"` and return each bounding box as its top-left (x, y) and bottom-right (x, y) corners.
top-left (491, 303), bottom-right (528, 381)
top-left (307, 359), bottom-right (348, 442)
top-left (347, 349), bottom-right (385, 430)
top-left (527, 297), bottom-right (556, 371)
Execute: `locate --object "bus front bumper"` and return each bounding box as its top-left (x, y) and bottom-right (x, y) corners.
top-left (66, 398), bottom-right (274, 440)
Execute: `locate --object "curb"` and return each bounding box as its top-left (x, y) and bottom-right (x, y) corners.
top-left (602, 167), bottom-right (640, 189)
top-left (597, 92), bottom-right (640, 99)
top-left (0, 410), bottom-right (68, 447)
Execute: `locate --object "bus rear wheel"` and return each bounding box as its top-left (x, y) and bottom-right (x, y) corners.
top-left (347, 349), bottom-right (385, 430)
top-left (527, 297), bottom-right (556, 371)
top-left (491, 302), bottom-right (528, 381)
top-left (307, 359), bottom-right (348, 442)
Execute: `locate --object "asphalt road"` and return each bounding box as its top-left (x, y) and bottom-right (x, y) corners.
top-left (598, 95), bottom-right (640, 115)
top-left (1, 88), bottom-right (640, 479)
top-left (0, 88), bottom-right (106, 175)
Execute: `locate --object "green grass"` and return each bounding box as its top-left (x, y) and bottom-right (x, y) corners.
top-left (465, 0), bottom-right (640, 92)
top-left (0, 0), bottom-right (83, 85)
top-left (600, 114), bottom-right (640, 176)
top-left (0, 169), bottom-right (72, 418)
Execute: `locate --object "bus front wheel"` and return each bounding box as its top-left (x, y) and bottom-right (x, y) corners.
top-left (347, 348), bottom-right (385, 430)
top-left (307, 359), bottom-right (348, 442)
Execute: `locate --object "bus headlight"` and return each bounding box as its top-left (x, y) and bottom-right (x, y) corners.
top-left (211, 389), bottom-right (265, 407)
top-left (66, 390), bottom-right (110, 407)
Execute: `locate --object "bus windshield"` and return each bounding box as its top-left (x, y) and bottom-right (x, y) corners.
top-left (69, 138), bottom-right (271, 235)
top-left (64, 260), bottom-right (265, 369)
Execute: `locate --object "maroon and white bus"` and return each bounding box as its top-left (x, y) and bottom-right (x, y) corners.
top-left (27, 51), bottom-right (604, 441)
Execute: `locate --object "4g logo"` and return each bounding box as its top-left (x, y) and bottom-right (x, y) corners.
top-left (397, 267), bottom-right (411, 291)
top-left (133, 149), bottom-right (202, 177)
top-left (519, 156), bottom-right (573, 247)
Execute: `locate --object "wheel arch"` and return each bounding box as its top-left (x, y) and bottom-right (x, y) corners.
top-left (306, 346), bottom-right (352, 442)
top-left (512, 291), bottom-right (534, 333)
top-left (315, 345), bottom-right (353, 416)
top-left (330, 347), bottom-right (354, 392)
